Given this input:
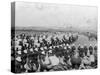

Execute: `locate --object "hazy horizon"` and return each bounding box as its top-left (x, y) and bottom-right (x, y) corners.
top-left (15, 2), bottom-right (98, 32)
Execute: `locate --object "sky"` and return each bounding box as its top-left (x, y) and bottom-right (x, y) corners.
top-left (15, 2), bottom-right (98, 32)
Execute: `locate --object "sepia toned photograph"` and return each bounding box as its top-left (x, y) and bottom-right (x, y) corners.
top-left (11, 2), bottom-right (98, 73)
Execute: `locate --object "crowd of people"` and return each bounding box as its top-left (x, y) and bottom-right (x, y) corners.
top-left (11, 32), bottom-right (97, 73)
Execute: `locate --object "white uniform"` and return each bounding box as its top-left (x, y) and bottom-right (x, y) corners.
top-left (49, 55), bottom-right (59, 66)
top-left (89, 55), bottom-right (95, 62)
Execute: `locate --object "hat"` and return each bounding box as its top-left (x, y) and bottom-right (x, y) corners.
top-left (49, 46), bottom-right (52, 49)
top-left (17, 50), bottom-right (21, 54)
top-left (63, 43), bottom-right (65, 46)
top-left (72, 44), bottom-right (75, 46)
top-left (41, 51), bottom-right (45, 55)
top-left (24, 50), bottom-right (27, 53)
top-left (78, 44), bottom-right (80, 46)
top-left (34, 48), bottom-right (38, 51)
top-left (44, 46), bottom-right (47, 50)
top-left (89, 44), bottom-right (92, 46)
top-left (53, 46), bottom-right (55, 48)
top-left (64, 47), bottom-right (67, 49)
top-left (40, 47), bottom-right (44, 51)
top-left (16, 56), bottom-right (22, 62)
top-left (66, 44), bottom-right (69, 46)
top-left (48, 50), bottom-right (52, 53)
top-left (30, 48), bottom-right (33, 52)
top-left (60, 45), bottom-right (62, 47)
top-left (56, 45), bottom-right (59, 48)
